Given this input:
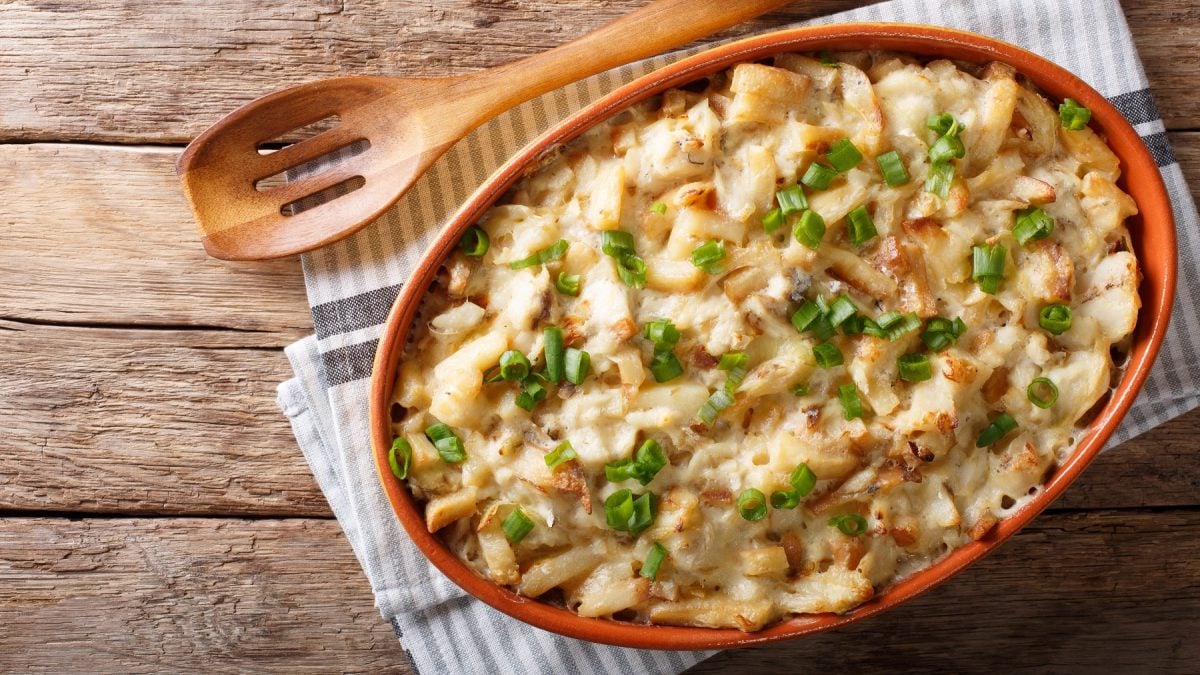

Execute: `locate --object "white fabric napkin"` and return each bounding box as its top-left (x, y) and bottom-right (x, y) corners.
top-left (275, 0), bottom-right (1200, 672)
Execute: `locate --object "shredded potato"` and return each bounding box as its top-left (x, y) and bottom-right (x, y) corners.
top-left (391, 52), bottom-right (1139, 630)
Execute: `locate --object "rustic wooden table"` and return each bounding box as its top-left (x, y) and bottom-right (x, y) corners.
top-left (2, 1), bottom-right (1197, 672)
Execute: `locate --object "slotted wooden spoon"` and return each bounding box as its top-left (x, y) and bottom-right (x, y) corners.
top-left (177, 0), bottom-right (792, 260)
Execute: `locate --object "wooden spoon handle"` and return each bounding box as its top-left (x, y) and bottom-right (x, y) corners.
top-left (460, 0), bottom-right (793, 113)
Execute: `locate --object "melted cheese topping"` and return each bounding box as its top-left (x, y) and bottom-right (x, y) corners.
top-left (392, 52), bottom-right (1139, 631)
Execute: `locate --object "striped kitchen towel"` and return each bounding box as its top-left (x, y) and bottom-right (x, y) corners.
top-left (275, 0), bottom-right (1200, 672)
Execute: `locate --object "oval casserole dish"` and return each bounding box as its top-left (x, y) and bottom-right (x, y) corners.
top-left (369, 23), bottom-right (1177, 650)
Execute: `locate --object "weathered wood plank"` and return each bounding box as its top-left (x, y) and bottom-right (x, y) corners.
top-left (1, 509), bottom-right (1196, 672)
top-left (0, 518), bottom-right (410, 673)
top-left (0, 319), bottom-right (330, 517)
top-left (0, 143), bottom-right (311, 338)
top-left (0, 0), bottom-right (1195, 145)
top-left (692, 508), bottom-right (1200, 673)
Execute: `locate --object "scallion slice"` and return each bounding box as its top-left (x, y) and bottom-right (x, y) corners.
top-left (601, 230), bottom-right (636, 257)
top-left (875, 311), bottom-right (903, 329)
top-left (508, 239), bottom-right (568, 270)
top-left (790, 462), bottom-right (817, 496)
top-left (976, 412), bottom-right (1019, 447)
top-left (1027, 377), bottom-right (1059, 409)
top-left (881, 312), bottom-right (922, 341)
top-left (616, 253), bottom-right (647, 288)
top-left (460, 226), bottom-right (489, 257)
top-left (737, 488), bottom-right (768, 521)
top-left (791, 383), bottom-right (810, 396)
top-left (876, 150), bottom-right (910, 186)
top-left (544, 440), bottom-right (577, 469)
top-left (649, 348), bottom-right (683, 383)
top-left (1059, 98), bottom-right (1092, 131)
top-left (813, 341), bottom-right (844, 369)
top-left (501, 507), bottom-right (535, 544)
top-left (1013, 207), bottom-right (1055, 245)
top-left (762, 207), bottom-right (785, 234)
top-left (790, 302), bottom-right (822, 333)
top-left (555, 272), bottom-right (581, 296)
top-left (641, 542), bottom-right (668, 580)
top-left (801, 162), bottom-right (838, 190)
top-left (841, 314), bottom-right (869, 336)
top-left (515, 378), bottom-right (547, 411)
top-left (564, 348), bottom-right (590, 385)
top-left (828, 513), bottom-right (869, 536)
top-left (770, 489), bottom-right (801, 509)
top-left (926, 113), bottom-right (957, 136)
top-left (793, 209), bottom-right (825, 250)
top-left (697, 388), bottom-right (735, 425)
top-left (1038, 304), bottom-right (1073, 335)
top-left (827, 137), bottom-right (864, 172)
top-left (425, 422), bottom-right (466, 463)
top-left (718, 351), bottom-right (749, 371)
top-left (838, 383), bottom-right (865, 420)
top-left (928, 133), bottom-right (966, 163)
top-left (644, 318), bottom-right (681, 346)
top-left (826, 296), bottom-right (858, 328)
top-left (776, 184), bottom-right (808, 215)
top-left (650, 201), bottom-right (668, 215)
top-left (925, 160), bottom-right (955, 198)
top-left (971, 243), bottom-right (1007, 294)
top-left (543, 327), bottom-right (565, 383)
top-left (898, 353), bottom-right (933, 382)
top-left (605, 490), bottom-right (657, 536)
top-left (388, 437), bottom-right (412, 480)
top-left (691, 239), bottom-right (726, 274)
top-left (921, 316), bottom-right (967, 351)
top-left (846, 205), bottom-right (878, 246)
top-left (498, 350), bottom-right (530, 381)
top-left (605, 439), bottom-right (667, 485)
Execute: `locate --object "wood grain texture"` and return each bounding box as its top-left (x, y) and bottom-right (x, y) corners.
top-left (0, 143), bottom-right (311, 338)
top-left (1, 509), bottom-right (1196, 673)
top-left (0, 518), bottom-right (410, 672)
top-left (0, 319), bottom-right (329, 517)
top-left (1, 0), bottom-right (1196, 145)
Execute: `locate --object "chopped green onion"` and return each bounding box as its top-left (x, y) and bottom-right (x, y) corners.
top-left (809, 315), bottom-right (836, 341)
top-left (641, 542), bottom-right (668, 580)
top-left (691, 240), bottom-right (726, 274)
top-left (501, 507), bottom-right (535, 544)
top-left (601, 230), bottom-right (636, 257)
top-left (770, 489), bottom-right (801, 509)
top-left (555, 272), bottom-right (581, 296)
top-left (604, 489), bottom-right (657, 536)
top-left (606, 439), bottom-right (668, 486)
top-left (1059, 98), bottom-right (1092, 131)
top-left (737, 488), bottom-right (768, 521)
top-left (425, 422), bottom-right (466, 463)
top-left (515, 378), bottom-right (547, 411)
top-left (1013, 207), bottom-right (1055, 245)
top-left (846, 205), bottom-right (878, 246)
top-left (791, 383), bottom-right (810, 396)
top-left (1039, 304), bottom-right (1073, 335)
top-left (776, 184), bottom-right (808, 215)
top-left (564, 348), bottom-right (590, 385)
top-left (876, 150), bottom-right (910, 186)
top-left (1027, 377), bottom-right (1059, 409)
top-left (498, 350), bottom-right (530, 381)
top-left (718, 351), bottom-right (749, 372)
top-left (826, 137), bottom-right (864, 172)
top-left (644, 318), bottom-right (681, 347)
top-left (929, 133), bottom-right (965, 163)
top-left (388, 437), bottom-right (412, 480)
top-left (616, 253), bottom-right (647, 288)
top-left (875, 311), bottom-right (903, 329)
top-left (543, 327), bottom-right (565, 383)
top-left (793, 209), bottom-right (826, 250)
top-left (650, 201), bottom-right (668, 215)
top-left (828, 513), bottom-right (869, 536)
top-left (819, 51), bottom-right (840, 68)
top-left (508, 239), bottom-right (568, 270)
top-left (841, 314), bottom-right (869, 336)
top-left (880, 312), bottom-right (922, 341)
top-left (762, 207), bottom-right (785, 234)
top-left (925, 160), bottom-right (955, 198)
top-left (826, 296), bottom-right (858, 328)
top-left (926, 113), bottom-right (957, 136)
top-left (790, 462), bottom-right (817, 496)
top-left (544, 440), bottom-right (578, 469)
top-left (801, 162), bottom-right (838, 190)
top-left (976, 412), bottom-right (1018, 447)
top-left (813, 341), bottom-right (844, 369)
top-left (460, 226), bottom-right (490, 257)
top-left (898, 353), bottom-right (933, 382)
top-left (971, 243), bottom-right (1007, 294)
top-left (649, 348), bottom-right (684, 383)
top-left (921, 316), bottom-right (966, 351)
top-left (697, 388), bottom-right (735, 425)
top-left (838, 383), bottom-right (865, 420)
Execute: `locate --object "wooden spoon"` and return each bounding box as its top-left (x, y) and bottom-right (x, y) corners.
top-left (176, 0), bottom-right (792, 261)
